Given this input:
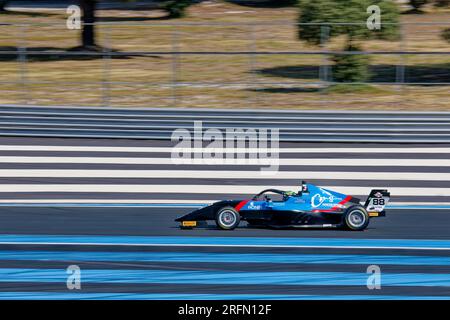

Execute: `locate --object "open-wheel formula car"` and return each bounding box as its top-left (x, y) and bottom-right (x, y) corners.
top-left (176, 182), bottom-right (390, 231)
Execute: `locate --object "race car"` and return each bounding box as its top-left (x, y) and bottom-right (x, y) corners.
top-left (176, 182), bottom-right (390, 231)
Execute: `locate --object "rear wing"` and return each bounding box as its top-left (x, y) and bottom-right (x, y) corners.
top-left (364, 189), bottom-right (390, 215)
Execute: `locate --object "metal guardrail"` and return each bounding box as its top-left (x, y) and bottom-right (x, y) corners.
top-left (1, 105), bottom-right (450, 143)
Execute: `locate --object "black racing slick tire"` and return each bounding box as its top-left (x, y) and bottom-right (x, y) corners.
top-left (215, 206), bottom-right (241, 230)
top-left (343, 206), bottom-right (370, 231)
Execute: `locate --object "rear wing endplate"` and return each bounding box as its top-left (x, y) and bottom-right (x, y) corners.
top-left (364, 189), bottom-right (390, 213)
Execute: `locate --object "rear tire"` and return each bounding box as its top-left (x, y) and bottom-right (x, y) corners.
top-left (343, 206), bottom-right (369, 231)
top-left (215, 206), bottom-right (240, 230)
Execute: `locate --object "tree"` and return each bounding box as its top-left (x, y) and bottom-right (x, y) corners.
top-left (163, 0), bottom-right (194, 18)
top-left (78, 0), bottom-right (195, 49)
top-left (0, 0), bottom-right (9, 11)
top-left (80, 0), bottom-right (97, 49)
top-left (297, 0), bottom-right (400, 82)
top-left (409, 0), bottom-right (428, 12)
top-left (331, 44), bottom-right (371, 82)
top-left (0, 0), bottom-right (194, 48)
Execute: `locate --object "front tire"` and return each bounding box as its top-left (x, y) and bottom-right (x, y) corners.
top-left (343, 206), bottom-right (369, 231)
top-left (215, 206), bottom-right (240, 230)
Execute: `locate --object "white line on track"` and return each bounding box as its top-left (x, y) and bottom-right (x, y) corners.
top-left (0, 157), bottom-right (448, 166)
top-left (0, 185), bottom-right (448, 196)
top-left (0, 241), bottom-right (446, 250)
top-left (1, 146), bottom-right (450, 153)
top-left (0, 170), bottom-right (448, 181)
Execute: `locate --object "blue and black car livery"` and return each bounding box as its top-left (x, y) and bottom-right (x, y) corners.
top-left (176, 182), bottom-right (390, 231)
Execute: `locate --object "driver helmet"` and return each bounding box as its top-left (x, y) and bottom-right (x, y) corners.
top-left (301, 181), bottom-right (309, 193)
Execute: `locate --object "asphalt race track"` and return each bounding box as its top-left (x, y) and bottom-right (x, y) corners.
top-left (0, 137), bottom-right (449, 299)
top-left (0, 207), bottom-right (449, 299)
top-left (0, 207), bottom-right (449, 240)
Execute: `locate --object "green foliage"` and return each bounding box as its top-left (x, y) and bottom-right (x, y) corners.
top-left (442, 28), bottom-right (450, 42)
top-left (297, 0), bottom-right (400, 83)
top-left (331, 44), bottom-right (370, 82)
top-left (163, 0), bottom-right (193, 18)
top-left (298, 0), bottom-right (400, 45)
